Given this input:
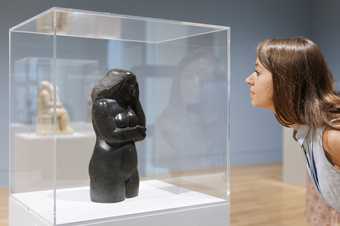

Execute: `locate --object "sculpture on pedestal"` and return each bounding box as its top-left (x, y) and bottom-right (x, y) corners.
top-left (89, 69), bottom-right (146, 203)
top-left (36, 80), bottom-right (74, 134)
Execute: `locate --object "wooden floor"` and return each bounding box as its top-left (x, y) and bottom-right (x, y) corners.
top-left (0, 164), bottom-right (308, 226)
top-left (231, 164), bottom-right (308, 226)
top-left (0, 187), bottom-right (8, 226)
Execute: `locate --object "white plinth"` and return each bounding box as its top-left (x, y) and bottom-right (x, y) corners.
top-left (10, 180), bottom-right (229, 226)
top-left (14, 132), bottom-right (95, 192)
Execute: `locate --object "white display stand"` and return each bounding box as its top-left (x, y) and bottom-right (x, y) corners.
top-left (10, 180), bottom-right (229, 226)
top-left (14, 132), bottom-right (95, 192)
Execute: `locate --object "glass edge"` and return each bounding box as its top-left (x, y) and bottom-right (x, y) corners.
top-left (157, 28), bottom-right (229, 44)
top-left (8, 30), bottom-right (160, 44)
top-left (9, 8), bottom-right (55, 32)
top-left (52, 10), bottom-right (57, 225)
top-left (10, 7), bottom-right (230, 32)
top-left (9, 27), bottom-right (229, 45)
top-left (8, 30), bottom-right (12, 195)
top-left (53, 7), bottom-right (230, 30)
top-left (225, 28), bottom-right (231, 200)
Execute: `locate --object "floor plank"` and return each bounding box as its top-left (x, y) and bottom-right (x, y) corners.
top-left (231, 164), bottom-right (308, 226)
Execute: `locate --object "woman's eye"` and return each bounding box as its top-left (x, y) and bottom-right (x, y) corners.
top-left (255, 70), bottom-right (260, 76)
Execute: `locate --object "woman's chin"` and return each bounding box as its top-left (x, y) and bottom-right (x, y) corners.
top-left (250, 99), bottom-right (257, 107)
top-left (251, 100), bottom-right (263, 109)
top-left (251, 101), bottom-right (273, 111)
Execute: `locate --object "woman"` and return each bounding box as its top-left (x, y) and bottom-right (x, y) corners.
top-left (245, 37), bottom-right (340, 225)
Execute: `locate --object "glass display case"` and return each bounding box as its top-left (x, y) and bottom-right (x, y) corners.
top-left (9, 7), bottom-right (230, 226)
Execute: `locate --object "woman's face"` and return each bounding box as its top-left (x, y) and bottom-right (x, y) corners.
top-left (245, 58), bottom-right (274, 111)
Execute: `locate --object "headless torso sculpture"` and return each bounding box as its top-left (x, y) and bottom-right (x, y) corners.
top-left (89, 69), bottom-right (146, 203)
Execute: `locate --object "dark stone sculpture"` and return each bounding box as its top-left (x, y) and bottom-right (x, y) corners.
top-left (89, 69), bottom-right (146, 203)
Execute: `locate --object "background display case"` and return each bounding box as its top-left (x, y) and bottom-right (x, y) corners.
top-left (9, 7), bottom-right (230, 226)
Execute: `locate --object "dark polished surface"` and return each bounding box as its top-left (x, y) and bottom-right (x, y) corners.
top-left (89, 69), bottom-right (146, 203)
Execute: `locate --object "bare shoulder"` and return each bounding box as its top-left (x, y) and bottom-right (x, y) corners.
top-left (322, 127), bottom-right (340, 168)
top-left (323, 128), bottom-right (340, 150)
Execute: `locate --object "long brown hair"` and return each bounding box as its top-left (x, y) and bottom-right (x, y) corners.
top-left (257, 37), bottom-right (340, 129)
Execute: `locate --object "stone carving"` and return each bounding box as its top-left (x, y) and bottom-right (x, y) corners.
top-left (89, 69), bottom-right (146, 203)
top-left (36, 80), bottom-right (73, 134)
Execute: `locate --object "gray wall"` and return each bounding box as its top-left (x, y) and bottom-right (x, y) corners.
top-left (1, 0), bottom-right (337, 186)
top-left (312, 0), bottom-right (340, 90)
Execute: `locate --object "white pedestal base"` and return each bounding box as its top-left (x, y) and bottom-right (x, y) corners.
top-left (14, 131), bottom-right (95, 192)
top-left (10, 180), bottom-right (229, 226)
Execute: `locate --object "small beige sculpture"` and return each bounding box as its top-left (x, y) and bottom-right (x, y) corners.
top-left (36, 80), bottom-right (74, 134)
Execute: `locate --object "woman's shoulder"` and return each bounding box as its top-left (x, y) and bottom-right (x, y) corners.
top-left (322, 127), bottom-right (340, 168)
top-left (322, 127), bottom-right (340, 152)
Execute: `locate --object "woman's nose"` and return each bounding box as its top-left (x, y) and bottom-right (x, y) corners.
top-left (245, 73), bottom-right (254, 85)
